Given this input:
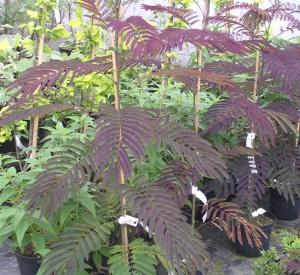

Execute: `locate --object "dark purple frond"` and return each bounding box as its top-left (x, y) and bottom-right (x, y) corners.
top-left (155, 160), bottom-right (200, 206)
top-left (203, 61), bottom-right (254, 75)
top-left (203, 93), bottom-right (277, 145)
top-left (157, 122), bottom-right (228, 180)
top-left (262, 46), bottom-right (300, 103)
top-left (93, 105), bottom-right (159, 185)
top-left (229, 156), bottom-right (269, 208)
top-left (267, 138), bottom-right (300, 205)
top-left (207, 15), bottom-right (255, 38)
top-left (77, 0), bottom-right (111, 24)
top-left (25, 141), bottom-right (94, 217)
top-left (109, 16), bottom-right (163, 58)
top-left (205, 198), bottom-right (266, 248)
top-left (267, 1), bottom-right (300, 31)
top-left (110, 16), bottom-right (250, 58)
top-left (7, 59), bottom-right (113, 108)
top-left (124, 185), bottom-right (209, 274)
top-left (0, 104), bottom-right (76, 127)
top-left (142, 4), bottom-right (199, 25)
top-left (286, 260), bottom-right (300, 275)
top-left (219, 3), bottom-right (269, 17)
top-left (161, 28), bottom-right (249, 54)
top-left (154, 67), bottom-right (235, 91)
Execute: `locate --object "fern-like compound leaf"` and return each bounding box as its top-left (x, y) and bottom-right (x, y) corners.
top-left (263, 46), bottom-right (300, 104)
top-left (25, 141), bottom-right (94, 217)
top-left (93, 105), bottom-right (159, 185)
top-left (204, 198), bottom-right (266, 248)
top-left (0, 104), bottom-right (76, 127)
top-left (124, 185), bottom-right (210, 274)
top-left (7, 59), bottom-right (113, 108)
top-left (39, 213), bottom-right (114, 275)
top-left (267, 139), bottom-right (300, 205)
top-left (155, 160), bottom-right (200, 206)
top-left (157, 121), bottom-right (227, 180)
top-left (77, 0), bottom-right (111, 25)
top-left (142, 4), bottom-right (199, 26)
top-left (108, 238), bottom-right (160, 275)
top-left (110, 16), bottom-right (249, 58)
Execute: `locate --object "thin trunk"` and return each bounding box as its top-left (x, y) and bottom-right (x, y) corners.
top-left (29, 32), bottom-right (45, 159)
top-left (191, 0), bottom-right (210, 228)
top-left (253, 50), bottom-right (260, 102)
top-left (295, 120), bottom-right (300, 148)
top-left (4, 0), bottom-right (9, 34)
top-left (68, 3), bottom-right (74, 36)
top-left (162, 0), bottom-right (175, 91)
top-left (90, 18), bottom-right (96, 59)
top-left (111, 0), bottom-right (129, 251)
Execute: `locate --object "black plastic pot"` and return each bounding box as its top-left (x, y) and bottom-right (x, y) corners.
top-left (233, 222), bottom-right (273, 257)
top-left (15, 252), bottom-right (41, 275)
top-left (270, 189), bottom-right (300, 221)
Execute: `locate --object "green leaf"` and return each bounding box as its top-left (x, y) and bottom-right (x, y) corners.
top-left (49, 24), bottom-right (70, 40)
top-left (32, 232), bottom-right (46, 251)
top-left (69, 19), bottom-right (82, 28)
top-left (32, 216), bottom-right (57, 237)
top-left (0, 222), bottom-right (13, 245)
top-left (0, 188), bottom-right (15, 205)
top-left (27, 10), bottom-right (39, 19)
top-left (0, 207), bottom-right (17, 219)
top-left (22, 38), bottom-right (35, 53)
top-left (59, 205), bottom-right (75, 226)
top-left (15, 216), bottom-right (30, 247)
top-left (15, 59), bottom-right (34, 73)
top-left (0, 176), bottom-right (10, 189)
top-left (0, 39), bottom-right (10, 55)
top-left (109, 239), bottom-right (159, 275)
top-left (92, 251), bottom-right (102, 271)
top-left (77, 191), bottom-right (97, 218)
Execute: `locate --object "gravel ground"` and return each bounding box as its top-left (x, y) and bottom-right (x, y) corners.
top-left (0, 219), bottom-right (298, 275)
top-left (0, 241), bottom-right (20, 275)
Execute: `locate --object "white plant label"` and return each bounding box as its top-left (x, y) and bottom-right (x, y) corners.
top-left (118, 215), bottom-right (150, 233)
top-left (14, 135), bottom-right (26, 150)
top-left (246, 132), bottom-right (258, 174)
top-left (246, 132), bottom-right (256, 148)
top-left (251, 208), bottom-right (266, 218)
top-left (118, 215), bottom-right (139, 227)
top-left (191, 185), bottom-right (208, 222)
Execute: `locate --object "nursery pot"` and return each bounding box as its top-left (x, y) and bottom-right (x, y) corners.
top-left (233, 222), bottom-right (273, 257)
top-left (15, 252), bottom-right (41, 275)
top-left (270, 189), bottom-right (300, 221)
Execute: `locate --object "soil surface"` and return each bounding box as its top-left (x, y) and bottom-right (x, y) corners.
top-left (0, 219), bottom-right (299, 275)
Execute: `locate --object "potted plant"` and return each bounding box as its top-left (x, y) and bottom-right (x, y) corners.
top-left (233, 212), bottom-right (274, 257)
top-left (0, 163), bottom-right (58, 275)
top-left (254, 248), bottom-right (283, 275)
top-left (267, 135), bottom-right (300, 221)
top-left (254, 230), bottom-right (300, 275)
top-left (2, 0), bottom-right (300, 273)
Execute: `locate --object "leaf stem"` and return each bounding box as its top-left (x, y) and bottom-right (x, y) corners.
top-left (111, 0), bottom-right (129, 252)
top-left (192, 0), bottom-right (210, 229)
top-left (29, 32), bottom-right (45, 159)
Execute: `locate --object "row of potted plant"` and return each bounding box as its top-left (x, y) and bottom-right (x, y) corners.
top-left (0, 0), bottom-right (300, 274)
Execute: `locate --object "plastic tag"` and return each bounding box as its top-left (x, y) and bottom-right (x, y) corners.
top-left (118, 215), bottom-right (139, 227)
top-left (191, 185), bottom-right (208, 222)
top-left (246, 133), bottom-right (258, 174)
top-left (251, 208), bottom-right (266, 218)
top-left (54, 8), bottom-right (61, 23)
top-left (118, 215), bottom-right (150, 233)
top-left (14, 135), bottom-right (26, 150)
top-left (246, 132), bottom-right (256, 148)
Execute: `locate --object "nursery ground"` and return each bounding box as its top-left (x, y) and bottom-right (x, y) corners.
top-left (0, 219), bottom-right (299, 275)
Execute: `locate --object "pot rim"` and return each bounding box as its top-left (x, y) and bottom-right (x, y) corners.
top-left (14, 251), bottom-right (40, 260)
